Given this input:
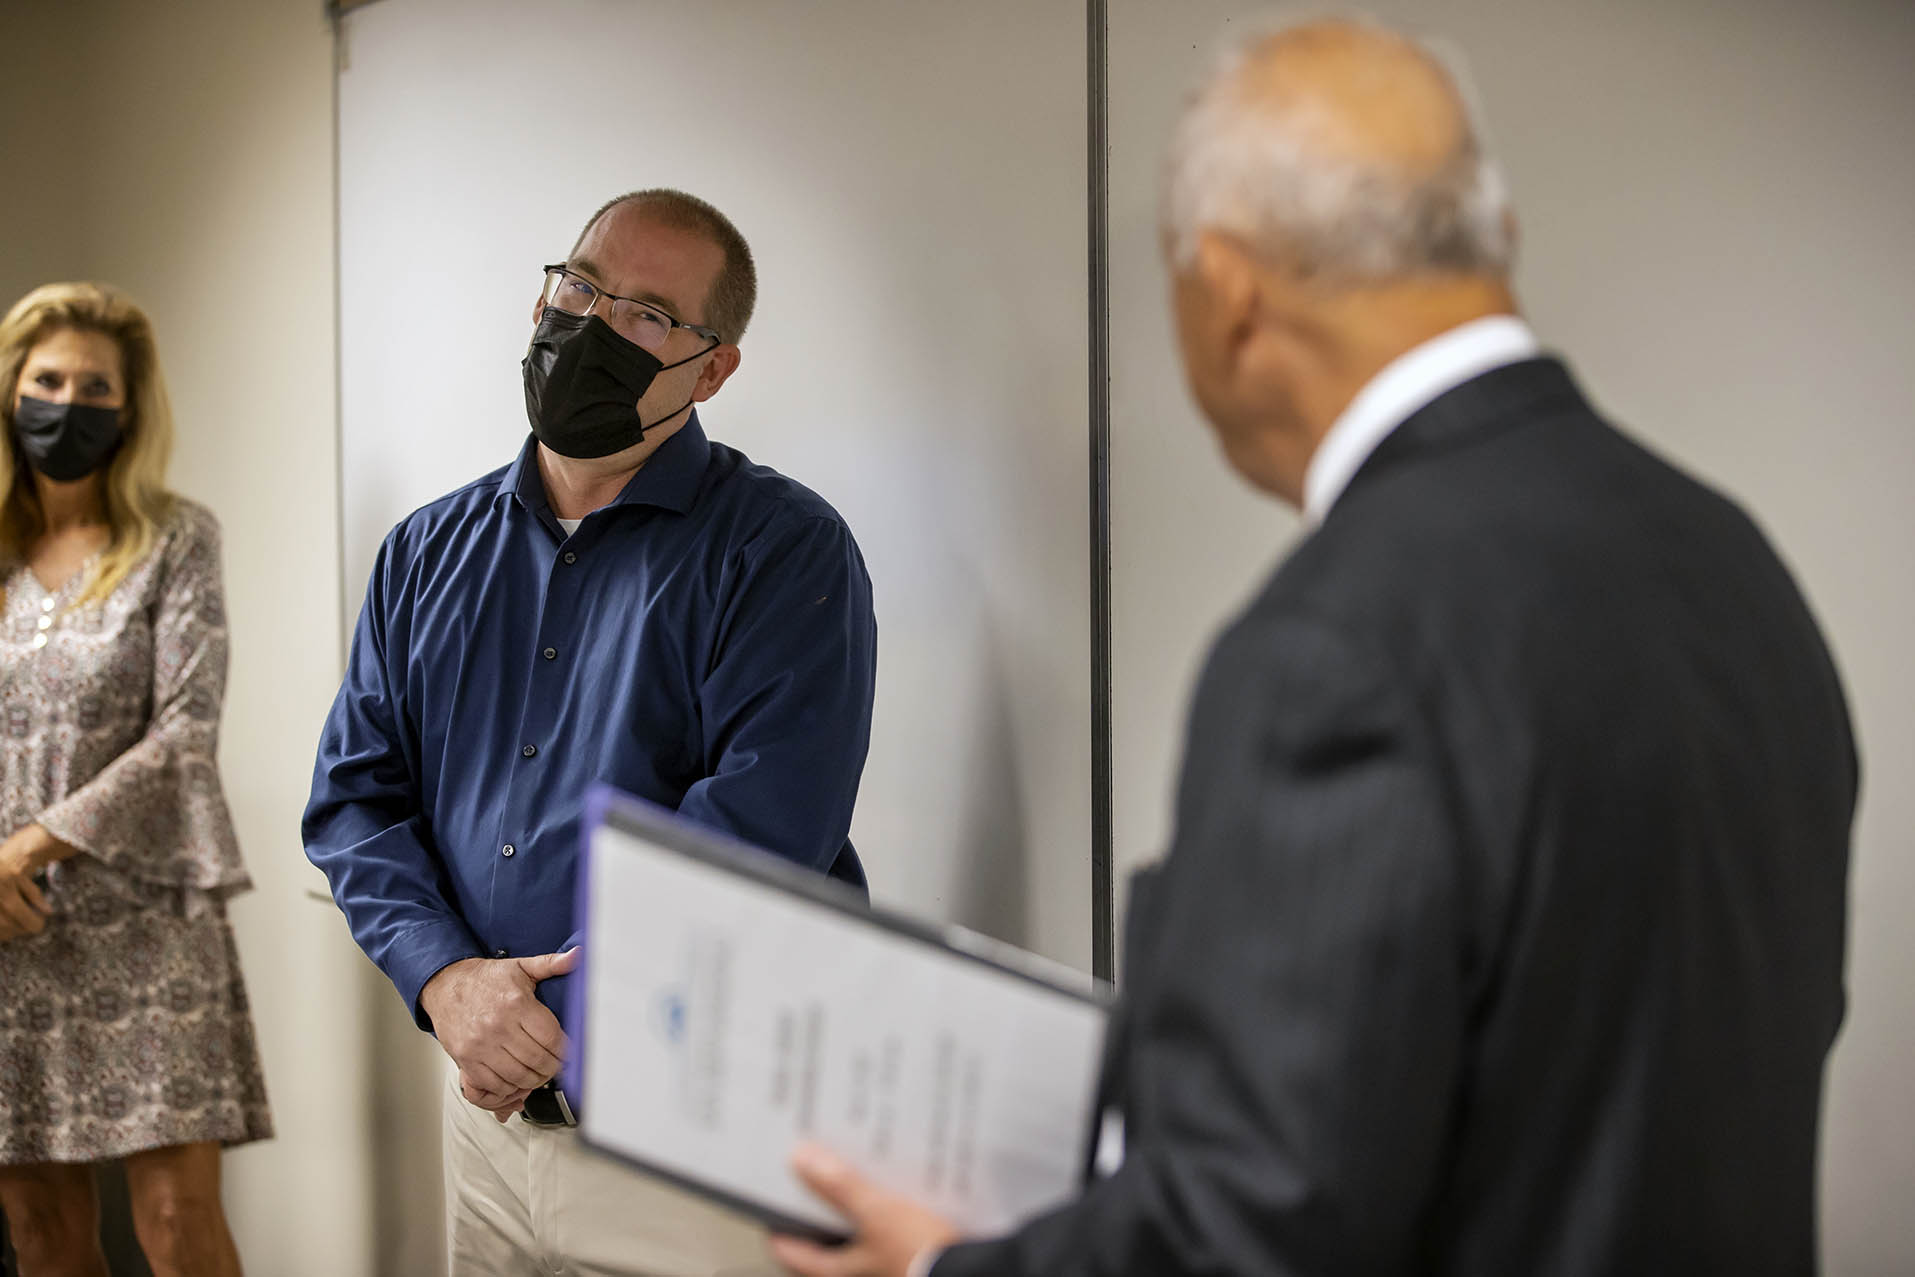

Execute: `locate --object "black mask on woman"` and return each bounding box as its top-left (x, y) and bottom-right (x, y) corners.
top-left (10, 395), bottom-right (124, 481)
top-left (521, 308), bottom-right (711, 459)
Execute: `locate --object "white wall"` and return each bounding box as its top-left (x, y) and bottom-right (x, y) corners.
top-left (1107, 2), bottom-right (1915, 1271)
top-left (335, 0), bottom-right (1092, 1269)
top-left (1, 0), bottom-right (371, 1272)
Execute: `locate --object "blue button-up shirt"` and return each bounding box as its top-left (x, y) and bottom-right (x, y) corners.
top-left (303, 414), bottom-right (877, 1027)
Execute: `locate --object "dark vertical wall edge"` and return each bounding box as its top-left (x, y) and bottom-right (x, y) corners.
top-left (1087, 0), bottom-right (1116, 983)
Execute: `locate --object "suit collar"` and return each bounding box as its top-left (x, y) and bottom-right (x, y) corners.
top-left (1332, 355), bottom-right (1589, 509)
top-left (1303, 316), bottom-right (1542, 526)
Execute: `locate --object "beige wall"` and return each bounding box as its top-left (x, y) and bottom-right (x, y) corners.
top-left (0, 3), bottom-right (83, 305)
top-left (1109, 2), bottom-right (1915, 1272)
top-left (1, 0), bottom-right (373, 1272)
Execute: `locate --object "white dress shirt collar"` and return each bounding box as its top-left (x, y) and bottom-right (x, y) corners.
top-left (1301, 314), bottom-right (1542, 526)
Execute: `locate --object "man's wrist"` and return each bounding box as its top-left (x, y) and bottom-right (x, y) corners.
top-left (418, 955), bottom-right (479, 1020)
top-left (395, 924), bottom-right (491, 1031)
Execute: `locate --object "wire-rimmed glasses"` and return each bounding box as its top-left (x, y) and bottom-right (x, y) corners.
top-left (539, 264), bottom-right (721, 352)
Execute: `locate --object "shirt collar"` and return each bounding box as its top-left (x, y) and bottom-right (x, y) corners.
top-left (1302, 315), bottom-right (1541, 526)
top-left (498, 410), bottom-right (713, 518)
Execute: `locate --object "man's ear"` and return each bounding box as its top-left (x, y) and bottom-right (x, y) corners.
top-left (1193, 230), bottom-right (1265, 360)
top-left (692, 345), bottom-right (742, 403)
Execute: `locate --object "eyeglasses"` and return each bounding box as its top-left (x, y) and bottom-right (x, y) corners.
top-left (539, 264), bottom-right (722, 352)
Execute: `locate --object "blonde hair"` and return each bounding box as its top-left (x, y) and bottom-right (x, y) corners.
top-left (1, 281), bottom-right (176, 607)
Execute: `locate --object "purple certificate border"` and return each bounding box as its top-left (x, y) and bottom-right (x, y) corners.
top-left (561, 781), bottom-right (1113, 1241)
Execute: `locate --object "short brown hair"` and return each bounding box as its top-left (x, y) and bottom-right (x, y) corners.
top-left (571, 189), bottom-right (757, 344)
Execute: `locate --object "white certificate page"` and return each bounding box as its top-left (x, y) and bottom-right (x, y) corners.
top-left (577, 810), bottom-right (1109, 1238)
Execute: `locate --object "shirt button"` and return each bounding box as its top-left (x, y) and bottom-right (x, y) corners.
top-left (542, 647), bottom-right (557, 661)
top-left (522, 744), bottom-right (538, 758)
top-left (562, 551), bottom-right (577, 565)
top-left (502, 843), bottom-right (516, 858)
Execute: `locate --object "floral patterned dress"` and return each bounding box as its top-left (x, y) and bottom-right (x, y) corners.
top-left (0, 498), bottom-right (272, 1164)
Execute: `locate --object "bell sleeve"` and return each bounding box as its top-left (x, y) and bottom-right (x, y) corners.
top-left (36, 502), bottom-right (251, 896)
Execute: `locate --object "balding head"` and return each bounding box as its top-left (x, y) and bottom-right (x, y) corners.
top-left (1160, 17), bottom-right (1523, 505)
top-left (1165, 16), bottom-right (1513, 282)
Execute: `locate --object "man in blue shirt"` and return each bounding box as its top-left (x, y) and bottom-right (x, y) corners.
top-left (304, 189), bottom-right (877, 1275)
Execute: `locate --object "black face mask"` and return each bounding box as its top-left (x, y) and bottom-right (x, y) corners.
top-left (521, 308), bottom-right (712, 459)
top-left (10, 395), bottom-right (123, 482)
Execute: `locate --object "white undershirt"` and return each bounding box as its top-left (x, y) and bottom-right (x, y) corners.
top-left (556, 516), bottom-right (583, 537)
top-left (1302, 314), bottom-right (1542, 527)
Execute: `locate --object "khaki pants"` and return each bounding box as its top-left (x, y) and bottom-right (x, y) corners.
top-left (441, 1069), bottom-right (780, 1276)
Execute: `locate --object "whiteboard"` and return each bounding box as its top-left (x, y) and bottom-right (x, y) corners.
top-left (336, 0), bottom-right (1093, 968)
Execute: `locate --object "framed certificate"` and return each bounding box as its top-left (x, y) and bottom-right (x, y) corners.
top-left (566, 785), bottom-right (1111, 1241)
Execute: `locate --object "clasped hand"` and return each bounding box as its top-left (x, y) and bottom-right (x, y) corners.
top-left (420, 948), bottom-right (579, 1124)
top-left (0, 823), bottom-right (59, 942)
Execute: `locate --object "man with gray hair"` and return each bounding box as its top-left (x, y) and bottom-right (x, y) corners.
top-left (772, 15), bottom-right (1853, 1277)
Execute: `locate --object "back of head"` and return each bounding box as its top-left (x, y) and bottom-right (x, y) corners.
top-left (0, 281), bottom-right (176, 598)
top-left (1164, 15), bottom-right (1514, 285)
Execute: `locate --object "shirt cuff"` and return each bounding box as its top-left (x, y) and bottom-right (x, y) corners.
top-left (907, 1246), bottom-right (946, 1277)
top-left (389, 920), bottom-right (487, 1031)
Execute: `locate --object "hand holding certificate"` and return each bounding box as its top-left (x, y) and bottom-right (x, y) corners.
top-left (566, 787), bottom-right (1111, 1245)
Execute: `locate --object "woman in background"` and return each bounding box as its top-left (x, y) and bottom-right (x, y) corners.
top-left (0, 283), bottom-right (269, 1277)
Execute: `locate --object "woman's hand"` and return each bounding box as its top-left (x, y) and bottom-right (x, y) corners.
top-left (0, 823), bottom-right (64, 941)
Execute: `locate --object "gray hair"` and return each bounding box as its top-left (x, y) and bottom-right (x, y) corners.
top-left (1163, 16), bottom-right (1515, 282)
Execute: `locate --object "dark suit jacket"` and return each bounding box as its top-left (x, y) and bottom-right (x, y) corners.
top-left (935, 357), bottom-right (1856, 1276)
